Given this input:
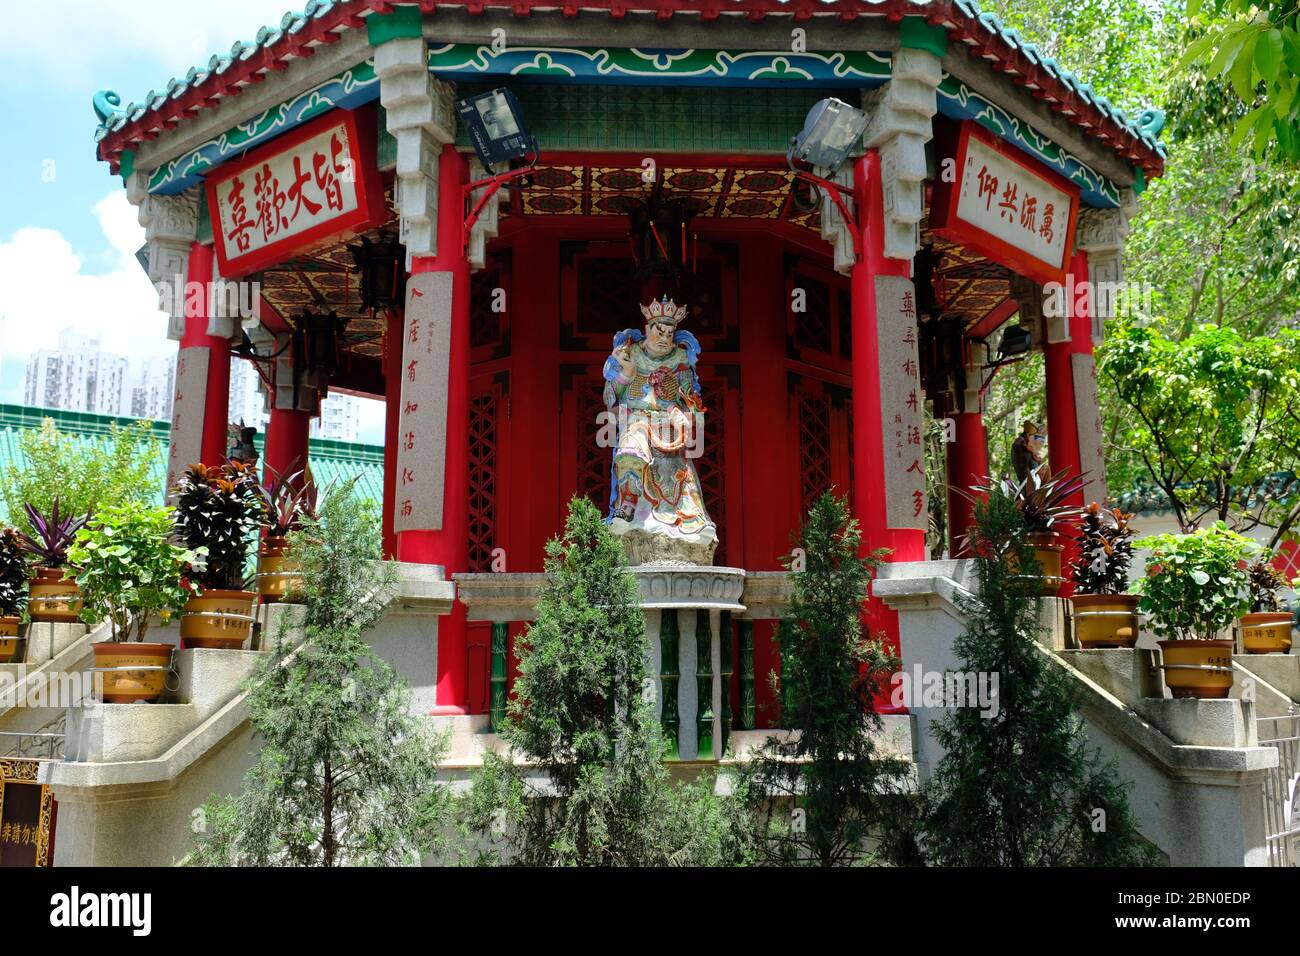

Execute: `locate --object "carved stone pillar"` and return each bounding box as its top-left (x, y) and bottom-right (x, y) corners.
top-left (1074, 190), bottom-right (1138, 343)
top-left (374, 35), bottom-right (456, 260)
top-left (861, 46), bottom-right (942, 263)
top-left (127, 174), bottom-right (200, 341)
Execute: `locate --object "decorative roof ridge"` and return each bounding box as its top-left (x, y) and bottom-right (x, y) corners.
top-left (92, 0), bottom-right (1166, 178)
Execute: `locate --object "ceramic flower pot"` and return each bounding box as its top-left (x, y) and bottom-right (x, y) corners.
top-left (1071, 593), bottom-right (1140, 648)
top-left (0, 615), bottom-right (20, 664)
top-left (28, 566), bottom-right (82, 623)
top-left (1157, 639), bottom-right (1235, 699)
top-left (1008, 532), bottom-right (1065, 596)
top-left (1240, 612), bottom-right (1294, 654)
top-left (92, 642), bottom-right (173, 703)
top-left (257, 536), bottom-right (304, 604)
top-left (180, 590), bottom-right (257, 649)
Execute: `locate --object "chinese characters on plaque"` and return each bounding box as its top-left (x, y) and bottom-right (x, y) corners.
top-left (205, 109), bottom-right (384, 278)
top-left (876, 275), bottom-right (928, 532)
top-left (166, 347), bottom-right (209, 496)
top-left (930, 122), bottom-right (1083, 287)
top-left (1072, 352), bottom-right (1109, 502)
top-left (393, 272), bottom-right (453, 535)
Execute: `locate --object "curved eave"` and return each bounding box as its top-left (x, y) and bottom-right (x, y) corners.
top-left (94, 0), bottom-right (1165, 180)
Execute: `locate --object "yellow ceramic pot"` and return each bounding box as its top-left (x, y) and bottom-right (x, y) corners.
top-left (0, 615), bottom-right (19, 663)
top-left (1072, 594), bottom-right (1140, 648)
top-left (1007, 532), bottom-right (1065, 596)
top-left (180, 590), bottom-right (257, 649)
top-left (28, 566), bottom-right (82, 623)
top-left (1158, 639), bottom-right (1235, 699)
top-left (1240, 612), bottom-right (1294, 654)
top-left (92, 642), bottom-right (173, 703)
top-left (257, 537), bottom-right (304, 604)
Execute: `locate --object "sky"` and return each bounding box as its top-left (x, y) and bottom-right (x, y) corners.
top-left (0, 0), bottom-right (386, 442)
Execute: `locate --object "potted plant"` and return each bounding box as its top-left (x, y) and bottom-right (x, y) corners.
top-left (1070, 503), bottom-right (1139, 648)
top-left (172, 462), bottom-right (264, 650)
top-left (16, 499), bottom-right (90, 623)
top-left (956, 468), bottom-right (1085, 595)
top-left (1136, 525), bottom-right (1256, 699)
top-left (68, 503), bottom-right (197, 703)
top-left (0, 528), bottom-right (28, 663)
top-left (1240, 556), bottom-right (1295, 654)
top-left (255, 465), bottom-right (316, 604)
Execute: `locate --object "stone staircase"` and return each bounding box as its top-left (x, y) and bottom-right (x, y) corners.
top-left (876, 559), bottom-right (1282, 867)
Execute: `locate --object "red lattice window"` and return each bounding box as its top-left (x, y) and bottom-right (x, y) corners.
top-left (786, 257), bottom-right (851, 374)
top-left (470, 251), bottom-right (511, 363)
top-left (576, 380), bottom-right (612, 512)
top-left (468, 379), bottom-right (506, 572)
top-left (696, 377), bottom-right (728, 567)
top-left (797, 388), bottom-right (833, 516)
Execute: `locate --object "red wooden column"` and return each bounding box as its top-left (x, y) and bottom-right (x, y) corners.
top-left (264, 406), bottom-right (312, 487)
top-left (181, 242), bottom-right (232, 466)
top-left (850, 151), bottom-right (927, 713)
top-left (1043, 249), bottom-right (1093, 593)
top-left (945, 408), bottom-right (989, 556)
top-left (399, 144), bottom-right (471, 714)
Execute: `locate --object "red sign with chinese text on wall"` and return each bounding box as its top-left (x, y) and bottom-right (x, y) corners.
top-left (205, 108), bottom-right (387, 278)
top-left (931, 121), bottom-right (1081, 287)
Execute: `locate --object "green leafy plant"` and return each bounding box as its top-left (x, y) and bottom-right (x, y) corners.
top-left (67, 503), bottom-right (197, 643)
top-left (462, 496), bottom-right (751, 866)
top-left (1072, 503), bottom-right (1136, 595)
top-left (1246, 555), bottom-right (1291, 612)
top-left (738, 492), bottom-right (912, 867)
top-left (189, 481), bottom-right (449, 866)
top-left (15, 500), bottom-right (90, 569)
top-left (913, 485), bottom-right (1155, 866)
top-left (257, 466), bottom-right (319, 538)
top-left (172, 461), bottom-right (266, 591)
top-left (954, 468), bottom-right (1085, 542)
top-left (0, 419), bottom-right (162, 538)
top-left (1175, 0), bottom-right (1300, 161)
top-left (1136, 524), bottom-right (1259, 641)
top-left (0, 528), bottom-right (28, 619)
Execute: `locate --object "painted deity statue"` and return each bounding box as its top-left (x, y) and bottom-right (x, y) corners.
top-left (602, 297), bottom-right (718, 566)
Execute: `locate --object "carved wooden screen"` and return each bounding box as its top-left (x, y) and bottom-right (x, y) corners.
top-left (789, 373), bottom-right (854, 519)
top-left (785, 255), bottom-right (852, 375)
top-left (470, 250), bottom-right (511, 364)
top-left (467, 372), bottom-right (509, 573)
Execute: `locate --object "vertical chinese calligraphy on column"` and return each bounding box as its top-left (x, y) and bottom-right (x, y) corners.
top-left (875, 275), bottom-right (928, 531)
top-left (394, 272), bottom-right (453, 534)
top-left (1072, 352), bottom-right (1109, 502)
top-left (166, 347), bottom-right (210, 496)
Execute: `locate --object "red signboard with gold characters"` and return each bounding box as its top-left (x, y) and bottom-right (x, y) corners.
top-left (206, 107), bottom-right (387, 278)
top-left (930, 120), bottom-right (1081, 287)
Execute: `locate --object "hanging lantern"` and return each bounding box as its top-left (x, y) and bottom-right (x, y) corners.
top-left (627, 196), bottom-right (697, 284)
top-left (294, 310), bottom-right (347, 391)
top-left (348, 233), bottom-right (406, 312)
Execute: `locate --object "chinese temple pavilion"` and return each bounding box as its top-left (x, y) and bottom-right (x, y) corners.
top-left (90, 0), bottom-right (1161, 726)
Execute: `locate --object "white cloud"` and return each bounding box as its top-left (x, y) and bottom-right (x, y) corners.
top-left (0, 190), bottom-right (173, 367)
top-left (3, 2), bottom-right (293, 93)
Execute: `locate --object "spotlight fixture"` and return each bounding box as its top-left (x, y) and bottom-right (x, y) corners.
top-left (456, 88), bottom-right (538, 173)
top-left (998, 323), bottom-right (1034, 360)
top-left (788, 97), bottom-right (870, 176)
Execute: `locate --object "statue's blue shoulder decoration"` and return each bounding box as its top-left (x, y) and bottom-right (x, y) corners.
top-left (674, 330), bottom-right (702, 397)
top-left (603, 328), bottom-right (645, 383)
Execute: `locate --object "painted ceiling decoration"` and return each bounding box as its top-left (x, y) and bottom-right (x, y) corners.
top-left (257, 162), bottom-right (1009, 364)
top-left (94, 0), bottom-right (1166, 183)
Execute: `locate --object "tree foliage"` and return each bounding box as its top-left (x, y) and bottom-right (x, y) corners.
top-left (462, 496), bottom-right (751, 866)
top-left (1101, 323), bottom-right (1300, 545)
top-left (739, 493), bottom-right (913, 866)
top-left (916, 489), bottom-right (1155, 866)
top-left (189, 481), bottom-right (449, 866)
top-left (0, 419), bottom-right (161, 538)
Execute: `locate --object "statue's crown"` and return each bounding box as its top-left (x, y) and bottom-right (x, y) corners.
top-left (640, 295), bottom-right (688, 326)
